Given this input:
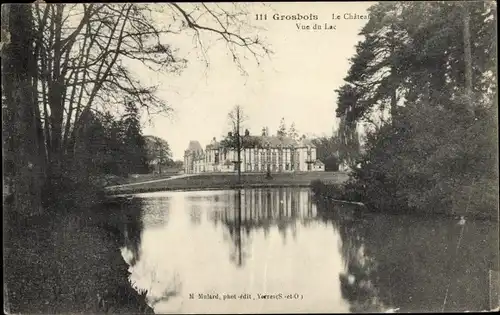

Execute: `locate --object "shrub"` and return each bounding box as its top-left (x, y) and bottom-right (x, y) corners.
top-left (346, 101), bottom-right (498, 218)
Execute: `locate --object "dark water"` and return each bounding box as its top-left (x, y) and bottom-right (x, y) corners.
top-left (119, 188), bottom-right (499, 313)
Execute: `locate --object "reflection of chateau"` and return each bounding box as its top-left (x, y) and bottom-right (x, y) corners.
top-left (184, 135), bottom-right (325, 174)
top-left (210, 188), bottom-right (317, 227)
top-left (208, 187), bottom-right (318, 267)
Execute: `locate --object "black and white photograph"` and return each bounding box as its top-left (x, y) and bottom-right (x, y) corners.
top-left (2, 1), bottom-right (499, 314)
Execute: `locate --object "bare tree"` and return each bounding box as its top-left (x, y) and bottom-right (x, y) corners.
top-left (29, 3), bottom-right (270, 180)
top-left (168, 3), bottom-right (272, 74)
top-left (227, 105), bottom-right (247, 183)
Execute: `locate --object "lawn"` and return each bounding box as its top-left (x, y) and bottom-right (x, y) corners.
top-left (107, 171), bottom-right (349, 195)
top-left (121, 172), bottom-right (179, 184)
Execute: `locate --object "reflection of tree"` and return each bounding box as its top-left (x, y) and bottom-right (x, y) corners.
top-left (120, 198), bottom-right (146, 267)
top-left (315, 198), bottom-right (499, 312)
top-left (189, 204), bottom-right (202, 225)
top-left (122, 197), bottom-right (181, 309)
top-left (220, 189), bottom-right (246, 267)
top-left (234, 190), bottom-right (244, 266)
top-left (121, 197), bottom-right (171, 267)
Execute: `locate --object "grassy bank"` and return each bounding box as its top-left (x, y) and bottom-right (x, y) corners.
top-left (310, 180), bottom-right (499, 222)
top-left (106, 171), bottom-right (349, 195)
top-left (4, 198), bottom-right (152, 314)
top-left (98, 172), bottom-right (179, 186)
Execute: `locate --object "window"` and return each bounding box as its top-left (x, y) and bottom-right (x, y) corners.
top-left (278, 149), bottom-right (283, 169)
top-left (286, 163), bottom-right (290, 171)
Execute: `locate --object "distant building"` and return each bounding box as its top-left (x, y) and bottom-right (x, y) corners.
top-left (184, 135), bottom-right (324, 174)
top-left (313, 160), bottom-right (325, 171)
top-left (184, 140), bottom-right (205, 174)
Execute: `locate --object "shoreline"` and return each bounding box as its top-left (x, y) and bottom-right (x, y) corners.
top-left (310, 182), bottom-right (499, 223)
top-left (104, 171), bottom-right (350, 195)
top-left (314, 194), bottom-right (498, 223)
top-left (106, 182), bottom-right (314, 195)
top-left (4, 203), bottom-right (153, 314)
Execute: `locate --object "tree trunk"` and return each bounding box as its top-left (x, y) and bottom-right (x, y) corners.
top-left (463, 3), bottom-right (474, 112)
top-left (47, 5), bottom-right (65, 178)
top-left (2, 4), bottom-right (44, 216)
top-left (389, 24), bottom-right (398, 125)
top-left (236, 109), bottom-right (241, 184)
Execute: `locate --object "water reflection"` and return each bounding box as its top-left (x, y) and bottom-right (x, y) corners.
top-left (314, 197), bottom-right (499, 313)
top-left (113, 198), bottom-right (146, 268)
top-left (118, 188), bottom-right (498, 313)
top-left (210, 188), bottom-right (318, 267)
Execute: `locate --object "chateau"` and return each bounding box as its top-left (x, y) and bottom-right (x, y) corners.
top-left (184, 134), bottom-right (325, 174)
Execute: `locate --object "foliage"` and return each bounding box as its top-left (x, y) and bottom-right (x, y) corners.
top-left (336, 2), bottom-right (496, 125)
top-left (67, 104), bottom-right (148, 179)
top-left (121, 102), bottom-right (149, 174)
top-left (171, 160), bottom-right (184, 169)
top-left (144, 135), bottom-right (173, 169)
top-left (277, 117), bottom-right (287, 137)
top-left (288, 122), bottom-right (299, 141)
top-left (336, 1), bottom-right (498, 218)
top-left (337, 117), bottom-right (361, 168)
top-left (347, 102), bottom-right (497, 217)
top-left (311, 137), bottom-right (341, 171)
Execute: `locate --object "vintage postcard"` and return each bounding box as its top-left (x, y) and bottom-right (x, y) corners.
top-left (2, 1), bottom-right (499, 314)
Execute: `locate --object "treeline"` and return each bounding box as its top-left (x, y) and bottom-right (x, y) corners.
top-left (334, 2), bottom-right (497, 218)
top-left (70, 102), bottom-right (151, 178)
top-left (3, 3), bottom-right (264, 216)
top-left (2, 4), bottom-right (177, 214)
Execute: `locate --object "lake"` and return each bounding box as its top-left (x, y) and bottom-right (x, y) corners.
top-left (120, 187), bottom-right (499, 313)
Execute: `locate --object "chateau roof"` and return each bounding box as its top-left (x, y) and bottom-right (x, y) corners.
top-left (297, 137), bottom-right (314, 147)
top-left (206, 142), bottom-right (221, 150)
top-left (186, 140), bottom-right (203, 152)
top-left (205, 135), bottom-right (315, 150)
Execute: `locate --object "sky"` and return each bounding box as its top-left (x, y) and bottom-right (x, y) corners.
top-left (138, 2), bottom-right (374, 160)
